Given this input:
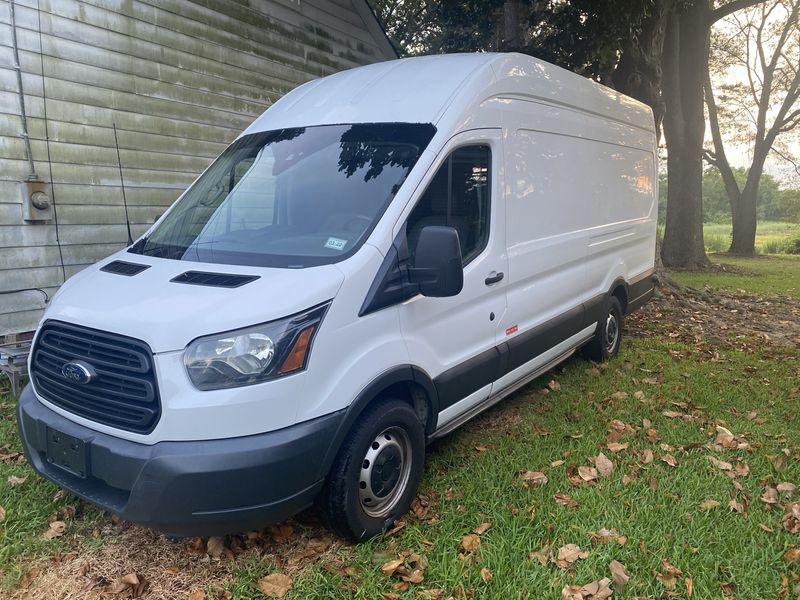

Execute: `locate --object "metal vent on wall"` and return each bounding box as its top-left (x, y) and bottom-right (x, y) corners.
top-left (170, 271), bottom-right (260, 288)
top-left (100, 261), bottom-right (151, 276)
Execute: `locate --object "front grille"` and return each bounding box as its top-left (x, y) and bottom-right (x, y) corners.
top-left (31, 321), bottom-right (161, 434)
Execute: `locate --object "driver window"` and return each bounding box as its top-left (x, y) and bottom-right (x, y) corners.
top-left (406, 145), bottom-right (490, 265)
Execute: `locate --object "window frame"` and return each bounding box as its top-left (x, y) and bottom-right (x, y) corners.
top-left (404, 143), bottom-right (493, 267)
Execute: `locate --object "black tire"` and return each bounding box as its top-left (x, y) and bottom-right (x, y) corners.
top-left (582, 295), bottom-right (623, 362)
top-left (317, 398), bottom-right (425, 542)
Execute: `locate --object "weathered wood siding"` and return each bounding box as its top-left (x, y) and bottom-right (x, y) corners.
top-left (0, 0), bottom-right (395, 335)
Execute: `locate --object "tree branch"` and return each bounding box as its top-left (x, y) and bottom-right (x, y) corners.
top-left (709, 0), bottom-right (768, 24)
top-left (770, 146), bottom-right (800, 177)
top-left (703, 148), bottom-right (719, 167)
top-left (705, 68), bottom-right (742, 203)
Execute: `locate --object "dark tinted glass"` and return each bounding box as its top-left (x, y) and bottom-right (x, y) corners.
top-left (406, 145), bottom-right (490, 264)
top-left (130, 123), bottom-right (436, 268)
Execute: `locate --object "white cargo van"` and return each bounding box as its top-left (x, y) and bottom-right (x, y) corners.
top-left (18, 53), bottom-right (657, 541)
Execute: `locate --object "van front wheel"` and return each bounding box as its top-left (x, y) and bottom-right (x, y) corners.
top-left (317, 399), bottom-right (425, 542)
top-left (583, 296), bottom-right (623, 362)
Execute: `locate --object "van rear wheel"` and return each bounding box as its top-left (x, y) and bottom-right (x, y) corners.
top-left (583, 296), bottom-right (623, 362)
top-left (317, 399), bottom-right (425, 542)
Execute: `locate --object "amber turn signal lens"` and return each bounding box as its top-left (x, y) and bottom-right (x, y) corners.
top-left (277, 326), bottom-right (316, 374)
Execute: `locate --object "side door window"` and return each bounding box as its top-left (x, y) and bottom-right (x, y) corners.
top-left (406, 145), bottom-right (491, 264)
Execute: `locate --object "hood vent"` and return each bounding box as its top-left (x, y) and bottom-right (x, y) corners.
top-left (100, 260), bottom-right (151, 276)
top-left (170, 271), bottom-right (260, 288)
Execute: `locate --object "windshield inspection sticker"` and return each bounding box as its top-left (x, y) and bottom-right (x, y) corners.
top-left (324, 237), bottom-right (348, 251)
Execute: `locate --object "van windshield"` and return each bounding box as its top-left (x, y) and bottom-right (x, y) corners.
top-left (129, 123), bottom-right (436, 268)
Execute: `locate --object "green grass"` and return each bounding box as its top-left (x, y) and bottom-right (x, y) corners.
top-left (670, 254), bottom-right (800, 298)
top-left (0, 391), bottom-right (104, 589)
top-left (224, 337), bottom-right (800, 599)
top-left (2, 257), bottom-right (799, 598)
top-left (702, 221), bottom-right (800, 254)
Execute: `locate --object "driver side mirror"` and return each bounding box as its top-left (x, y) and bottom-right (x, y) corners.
top-left (409, 226), bottom-right (464, 297)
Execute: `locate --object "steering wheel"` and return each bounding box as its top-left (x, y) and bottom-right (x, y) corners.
top-left (341, 214), bottom-right (373, 234)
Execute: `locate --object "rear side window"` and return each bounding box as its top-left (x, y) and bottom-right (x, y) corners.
top-left (406, 145), bottom-right (491, 264)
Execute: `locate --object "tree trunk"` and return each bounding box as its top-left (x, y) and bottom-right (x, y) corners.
top-left (500, 0), bottom-right (522, 51)
top-left (729, 155), bottom-right (767, 254)
top-left (729, 185), bottom-right (759, 254)
top-left (612, 0), bottom-right (675, 138)
top-left (660, 0), bottom-right (710, 269)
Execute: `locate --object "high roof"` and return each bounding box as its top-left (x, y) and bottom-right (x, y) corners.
top-left (243, 53), bottom-right (654, 136)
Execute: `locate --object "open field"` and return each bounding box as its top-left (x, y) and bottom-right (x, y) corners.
top-left (1, 256), bottom-right (799, 599)
top-left (671, 254), bottom-right (800, 298)
top-left (702, 221), bottom-right (800, 255)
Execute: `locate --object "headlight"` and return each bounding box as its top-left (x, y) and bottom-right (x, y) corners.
top-left (184, 302), bottom-right (329, 390)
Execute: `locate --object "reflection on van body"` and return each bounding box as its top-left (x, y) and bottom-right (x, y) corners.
top-left (17, 53), bottom-right (657, 542)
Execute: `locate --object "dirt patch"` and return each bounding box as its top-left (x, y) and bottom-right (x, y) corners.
top-left (630, 285), bottom-right (800, 348)
top-left (11, 517), bottom-right (342, 600)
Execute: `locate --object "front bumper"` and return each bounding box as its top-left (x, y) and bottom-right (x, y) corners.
top-left (17, 385), bottom-right (345, 536)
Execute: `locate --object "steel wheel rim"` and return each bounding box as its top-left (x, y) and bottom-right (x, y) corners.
top-left (358, 426), bottom-right (412, 518)
top-left (604, 312), bottom-right (619, 353)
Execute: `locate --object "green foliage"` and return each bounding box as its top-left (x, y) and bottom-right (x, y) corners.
top-left (370, 0), bottom-right (655, 82)
top-left (659, 167), bottom-right (800, 225)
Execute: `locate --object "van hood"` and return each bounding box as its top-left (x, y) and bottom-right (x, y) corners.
top-left (42, 254), bottom-right (345, 353)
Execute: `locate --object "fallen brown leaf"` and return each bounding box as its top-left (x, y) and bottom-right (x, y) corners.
top-left (521, 471), bottom-right (548, 486)
top-left (472, 522), bottom-right (492, 535)
top-left (381, 558), bottom-right (405, 577)
top-left (401, 569), bottom-right (424, 584)
top-left (729, 498), bottom-right (745, 514)
top-left (594, 453), bottom-right (614, 477)
top-left (206, 536), bottom-right (225, 558)
top-left (554, 492), bottom-right (579, 508)
top-left (661, 454), bottom-right (677, 467)
top-left (783, 547), bottom-right (800, 562)
top-left (578, 466), bottom-right (598, 482)
top-left (698, 499), bottom-right (721, 510)
top-left (41, 520), bottom-right (66, 540)
top-left (554, 543), bottom-right (589, 569)
top-left (109, 572), bottom-right (141, 594)
top-left (461, 534), bottom-right (481, 553)
top-left (777, 482), bottom-right (798, 496)
top-left (529, 546), bottom-right (550, 565)
top-left (606, 442), bottom-right (629, 453)
top-left (258, 573), bottom-right (293, 598)
top-left (480, 567), bottom-right (492, 583)
top-left (609, 560), bottom-right (629, 591)
top-left (783, 503), bottom-right (800, 533)
top-left (7, 475), bottom-right (27, 486)
top-left (761, 486), bottom-right (780, 508)
top-left (708, 456), bottom-right (733, 471)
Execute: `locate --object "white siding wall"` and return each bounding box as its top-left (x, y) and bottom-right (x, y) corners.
top-left (0, 0), bottom-right (395, 334)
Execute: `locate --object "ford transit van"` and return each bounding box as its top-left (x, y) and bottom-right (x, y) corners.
top-left (17, 53), bottom-right (657, 541)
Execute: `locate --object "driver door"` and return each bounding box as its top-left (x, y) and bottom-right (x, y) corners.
top-left (396, 130), bottom-right (508, 429)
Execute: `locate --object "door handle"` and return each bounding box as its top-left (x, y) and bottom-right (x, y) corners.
top-left (484, 271), bottom-right (504, 285)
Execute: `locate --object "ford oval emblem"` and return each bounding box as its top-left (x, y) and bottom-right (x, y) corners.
top-left (61, 361), bottom-right (96, 385)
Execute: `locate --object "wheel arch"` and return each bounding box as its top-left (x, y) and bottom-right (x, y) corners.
top-left (318, 366), bottom-right (438, 479)
top-left (608, 277), bottom-right (629, 315)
